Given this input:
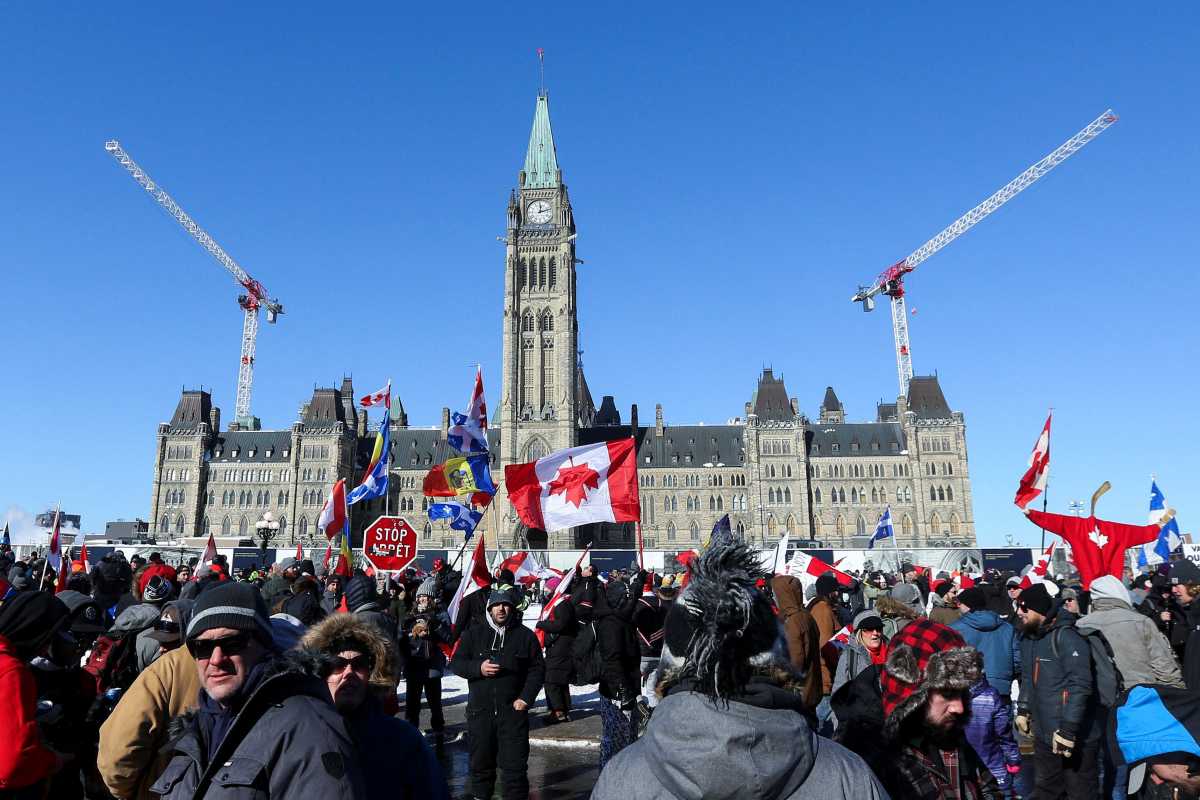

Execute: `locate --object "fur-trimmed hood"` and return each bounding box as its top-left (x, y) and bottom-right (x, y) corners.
top-left (879, 619), bottom-right (979, 740)
top-left (298, 612), bottom-right (398, 693)
top-left (874, 595), bottom-right (921, 621)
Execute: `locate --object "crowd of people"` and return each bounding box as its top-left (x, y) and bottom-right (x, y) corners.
top-left (3, 541), bottom-right (1200, 800)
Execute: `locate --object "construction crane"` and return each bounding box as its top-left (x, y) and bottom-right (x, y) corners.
top-left (852, 109), bottom-right (1118, 397)
top-left (104, 140), bottom-right (283, 429)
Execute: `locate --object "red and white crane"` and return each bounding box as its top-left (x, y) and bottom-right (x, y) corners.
top-left (105, 140), bottom-right (284, 429)
top-left (852, 109), bottom-right (1118, 397)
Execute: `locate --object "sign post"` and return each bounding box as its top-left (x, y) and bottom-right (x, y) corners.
top-left (363, 516), bottom-right (419, 574)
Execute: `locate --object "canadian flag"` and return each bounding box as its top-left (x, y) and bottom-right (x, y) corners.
top-left (536, 547), bottom-right (589, 648)
top-left (505, 439), bottom-right (640, 533)
top-left (1014, 414), bottom-right (1051, 509)
top-left (199, 532), bottom-right (218, 569)
top-left (788, 551), bottom-right (854, 587)
top-left (769, 533), bottom-right (790, 575)
top-left (317, 480), bottom-right (348, 540)
top-left (448, 533), bottom-right (491, 631)
top-left (1020, 541), bottom-right (1057, 589)
top-left (499, 551), bottom-right (557, 585)
top-left (359, 381), bottom-right (391, 409)
top-left (46, 510), bottom-right (63, 574)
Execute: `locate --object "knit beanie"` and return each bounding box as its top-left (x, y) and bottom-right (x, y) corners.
top-left (815, 573), bottom-right (839, 598)
top-left (1019, 583), bottom-right (1053, 617)
top-left (186, 581), bottom-right (273, 645)
top-left (344, 575), bottom-right (377, 612)
top-left (956, 587), bottom-right (986, 611)
top-left (487, 588), bottom-right (515, 609)
top-left (890, 582), bottom-right (924, 614)
top-left (416, 577), bottom-right (438, 599)
top-left (933, 581), bottom-right (954, 598)
top-left (879, 618), bottom-right (978, 739)
top-left (659, 539), bottom-right (789, 700)
top-left (142, 574), bottom-right (173, 605)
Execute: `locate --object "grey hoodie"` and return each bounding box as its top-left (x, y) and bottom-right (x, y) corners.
top-left (1078, 575), bottom-right (1184, 689)
top-left (591, 687), bottom-right (889, 800)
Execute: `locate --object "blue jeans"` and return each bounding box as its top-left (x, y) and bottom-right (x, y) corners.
top-left (815, 694), bottom-right (834, 736)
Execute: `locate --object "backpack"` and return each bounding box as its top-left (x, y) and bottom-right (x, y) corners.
top-left (1052, 626), bottom-right (1125, 707)
top-left (570, 622), bottom-right (603, 686)
top-left (83, 631), bottom-right (141, 696)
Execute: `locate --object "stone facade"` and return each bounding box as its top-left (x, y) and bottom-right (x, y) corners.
top-left (148, 91), bottom-right (976, 552)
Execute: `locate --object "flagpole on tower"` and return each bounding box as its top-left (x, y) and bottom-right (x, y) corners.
top-left (536, 48), bottom-right (545, 95)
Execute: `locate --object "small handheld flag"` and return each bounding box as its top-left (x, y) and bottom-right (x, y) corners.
top-left (869, 506), bottom-right (894, 549)
top-left (428, 501), bottom-right (484, 537)
top-left (1147, 480), bottom-right (1182, 563)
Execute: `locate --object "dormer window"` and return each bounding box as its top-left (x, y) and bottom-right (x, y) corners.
top-left (831, 443), bottom-right (840, 453)
top-left (283, 448), bottom-right (290, 457)
top-left (265, 449), bottom-right (273, 457)
top-left (249, 449), bottom-right (256, 458)
top-left (851, 442), bottom-right (859, 452)
top-left (231, 448), bottom-right (240, 458)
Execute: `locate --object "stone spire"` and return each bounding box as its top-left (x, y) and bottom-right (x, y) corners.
top-left (522, 93), bottom-right (560, 188)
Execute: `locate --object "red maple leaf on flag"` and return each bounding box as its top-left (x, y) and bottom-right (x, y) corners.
top-left (548, 462), bottom-right (600, 508)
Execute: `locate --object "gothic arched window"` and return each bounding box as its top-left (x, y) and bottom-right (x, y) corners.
top-left (221, 516), bottom-right (231, 535)
top-left (784, 487), bottom-right (792, 504)
top-left (175, 515), bottom-right (184, 534)
top-left (299, 517), bottom-right (308, 538)
top-left (947, 486), bottom-right (954, 501)
top-left (814, 487), bottom-right (822, 503)
top-left (238, 517), bottom-right (248, 536)
top-left (518, 258), bottom-right (526, 288)
top-left (160, 514), bottom-right (168, 532)
top-left (549, 257), bottom-right (557, 288)
top-left (278, 517), bottom-right (287, 538)
top-left (522, 311), bottom-right (534, 332)
top-left (539, 258), bottom-right (547, 287)
top-left (540, 311), bottom-right (553, 332)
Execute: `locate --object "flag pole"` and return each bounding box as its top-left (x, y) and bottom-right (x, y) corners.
top-left (1039, 408), bottom-right (1052, 551)
top-left (449, 500), bottom-right (496, 572)
top-left (636, 520), bottom-right (644, 570)
top-left (39, 504), bottom-right (61, 589)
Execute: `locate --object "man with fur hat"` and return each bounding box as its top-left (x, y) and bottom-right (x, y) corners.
top-left (1014, 582), bottom-right (1100, 800)
top-left (593, 539), bottom-right (887, 799)
top-left (867, 617), bottom-right (1002, 799)
top-left (450, 587), bottom-right (544, 800)
top-left (400, 577), bottom-right (452, 737)
top-left (299, 612), bottom-right (447, 799)
top-left (149, 582), bottom-right (365, 799)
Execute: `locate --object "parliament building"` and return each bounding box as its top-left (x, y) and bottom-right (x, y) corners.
top-left (149, 91), bottom-right (977, 553)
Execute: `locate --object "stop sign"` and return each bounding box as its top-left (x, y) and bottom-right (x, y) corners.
top-left (363, 516), bottom-right (419, 572)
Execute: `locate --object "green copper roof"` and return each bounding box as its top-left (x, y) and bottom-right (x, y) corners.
top-left (523, 93), bottom-right (560, 188)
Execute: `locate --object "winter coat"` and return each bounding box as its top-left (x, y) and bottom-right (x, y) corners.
top-left (806, 596), bottom-right (839, 695)
top-left (928, 594), bottom-right (961, 626)
top-left (591, 683), bottom-right (890, 800)
top-left (400, 609), bottom-right (451, 679)
top-left (0, 635), bottom-right (57, 796)
top-left (1018, 609), bottom-right (1100, 745)
top-left (150, 657), bottom-right (366, 800)
top-left (631, 592), bottom-right (668, 658)
top-left (864, 733), bottom-right (1004, 800)
top-left (831, 635), bottom-right (885, 700)
top-left (534, 594), bottom-right (578, 685)
top-left (771, 575), bottom-right (823, 708)
top-left (259, 574), bottom-right (291, 610)
top-left (873, 595), bottom-right (921, 641)
top-left (1180, 600), bottom-right (1200, 691)
top-left (449, 614), bottom-right (544, 711)
top-left (949, 610), bottom-right (1021, 697)
top-left (293, 616), bottom-right (442, 800)
top-left (97, 645), bottom-right (201, 800)
top-left (862, 583), bottom-right (887, 609)
top-left (963, 680), bottom-right (1020, 790)
top-left (1078, 596), bottom-right (1184, 688)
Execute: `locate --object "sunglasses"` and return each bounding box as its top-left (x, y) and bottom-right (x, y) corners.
top-left (188, 632), bottom-right (253, 661)
top-left (330, 654), bottom-right (373, 673)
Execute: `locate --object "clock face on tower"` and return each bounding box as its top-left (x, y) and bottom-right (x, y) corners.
top-left (526, 199), bottom-right (553, 225)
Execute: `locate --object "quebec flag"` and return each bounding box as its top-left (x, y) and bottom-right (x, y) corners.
top-left (447, 368), bottom-right (489, 454)
top-left (428, 501), bottom-right (484, 538)
top-left (869, 506), bottom-right (894, 549)
top-left (1146, 480), bottom-right (1182, 563)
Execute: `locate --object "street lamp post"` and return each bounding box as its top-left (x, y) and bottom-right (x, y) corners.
top-left (255, 511), bottom-right (281, 568)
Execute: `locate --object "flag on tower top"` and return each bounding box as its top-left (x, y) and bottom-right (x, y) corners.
top-left (505, 439), bottom-right (640, 533)
top-left (359, 382), bottom-right (391, 409)
top-left (1014, 414), bottom-right (1051, 509)
top-left (447, 368), bottom-right (489, 454)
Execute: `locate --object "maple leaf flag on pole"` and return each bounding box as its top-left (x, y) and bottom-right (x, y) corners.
top-left (787, 550), bottom-right (854, 587)
top-left (505, 439), bottom-right (640, 532)
top-left (536, 547), bottom-right (589, 647)
top-left (448, 533), bottom-right (491, 631)
top-left (199, 532), bottom-right (218, 569)
top-left (317, 479), bottom-right (348, 540)
top-left (1014, 414), bottom-right (1051, 509)
top-left (499, 551), bottom-right (557, 584)
top-left (359, 381), bottom-right (391, 409)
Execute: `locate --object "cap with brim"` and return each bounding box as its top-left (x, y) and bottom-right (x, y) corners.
top-left (853, 609), bottom-right (884, 630)
top-left (145, 610), bottom-right (183, 643)
top-left (70, 602), bottom-right (107, 634)
top-left (1006, 576), bottom-right (1022, 587)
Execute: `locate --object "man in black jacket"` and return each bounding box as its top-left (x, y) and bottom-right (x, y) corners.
top-left (1015, 583), bottom-right (1099, 800)
top-left (1169, 559), bottom-right (1200, 690)
top-left (450, 588), bottom-right (544, 800)
top-left (577, 566), bottom-right (644, 710)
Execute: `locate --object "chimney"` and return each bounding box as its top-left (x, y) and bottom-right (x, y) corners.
top-left (441, 407), bottom-right (451, 437)
top-left (655, 404), bottom-right (664, 437)
top-left (790, 397), bottom-right (799, 416)
top-left (744, 401), bottom-right (752, 418)
top-left (630, 403), bottom-right (639, 442)
top-left (209, 406), bottom-right (221, 434)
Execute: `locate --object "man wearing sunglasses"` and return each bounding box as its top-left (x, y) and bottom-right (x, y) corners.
top-left (150, 582), bottom-right (365, 799)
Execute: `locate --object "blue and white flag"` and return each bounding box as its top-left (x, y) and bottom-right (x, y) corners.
top-left (348, 416), bottom-right (390, 506)
top-left (869, 506), bottom-right (894, 549)
top-left (1147, 480), bottom-right (1182, 562)
top-left (428, 501), bottom-right (484, 538)
top-left (447, 368), bottom-right (489, 454)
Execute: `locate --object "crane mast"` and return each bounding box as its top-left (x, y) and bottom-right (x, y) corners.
top-left (104, 140), bottom-right (283, 428)
top-left (852, 109), bottom-right (1118, 396)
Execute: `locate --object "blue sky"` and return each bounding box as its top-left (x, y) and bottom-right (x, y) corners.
top-left (2, 4), bottom-right (1197, 546)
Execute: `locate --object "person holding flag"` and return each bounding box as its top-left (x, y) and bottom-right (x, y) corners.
top-left (534, 561), bottom-right (583, 725)
top-left (1137, 479), bottom-right (1183, 567)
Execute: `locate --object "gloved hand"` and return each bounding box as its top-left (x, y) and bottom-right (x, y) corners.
top-left (1014, 709), bottom-right (1031, 736)
top-left (1051, 729), bottom-right (1075, 758)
